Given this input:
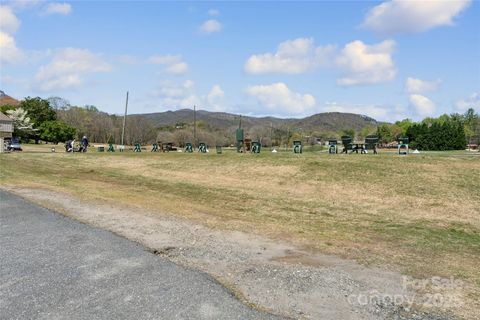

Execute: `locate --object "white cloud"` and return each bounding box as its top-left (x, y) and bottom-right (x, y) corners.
top-left (33, 48), bottom-right (111, 91)
top-left (245, 82), bottom-right (315, 115)
top-left (43, 2), bottom-right (72, 16)
top-left (206, 84), bottom-right (226, 111)
top-left (409, 94), bottom-right (436, 117)
top-left (363, 0), bottom-right (471, 35)
top-left (455, 92), bottom-right (480, 112)
top-left (322, 102), bottom-right (389, 120)
top-left (244, 37), bottom-right (395, 86)
top-left (148, 54), bottom-right (189, 75)
top-left (6, 0), bottom-right (42, 10)
top-left (0, 5), bottom-right (25, 64)
top-left (244, 37), bottom-right (335, 74)
top-left (150, 81), bottom-right (228, 112)
top-left (207, 84), bottom-right (224, 101)
top-left (0, 30), bottom-right (25, 64)
top-left (150, 80), bottom-right (201, 109)
top-left (405, 77), bottom-right (441, 94)
top-left (322, 102), bottom-right (408, 121)
top-left (335, 40), bottom-right (396, 86)
top-left (154, 80), bottom-right (194, 98)
top-left (0, 5), bottom-right (20, 34)
top-left (199, 19), bottom-right (221, 34)
top-left (165, 62), bottom-right (189, 75)
top-left (208, 9), bottom-right (219, 16)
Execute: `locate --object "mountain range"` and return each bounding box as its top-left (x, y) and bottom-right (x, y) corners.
top-left (134, 109), bottom-right (380, 133)
top-left (0, 90), bottom-right (381, 135)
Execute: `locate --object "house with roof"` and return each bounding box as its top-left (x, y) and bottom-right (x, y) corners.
top-left (0, 112), bottom-right (14, 153)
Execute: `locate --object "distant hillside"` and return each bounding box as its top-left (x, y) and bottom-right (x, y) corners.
top-left (0, 90), bottom-right (20, 107)
top-left (134, 109), bottom-right (379, 134)
top-left (135, 109), bottom-right (286, 128)
top-left (291, 112), bottom-right (378, 132)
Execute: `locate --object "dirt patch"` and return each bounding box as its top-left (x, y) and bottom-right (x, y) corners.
top-left (2, 186), bottom-right (460, 320)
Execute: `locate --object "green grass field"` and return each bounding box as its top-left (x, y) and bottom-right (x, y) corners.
top-left (1, 145), bottom-right (479, 311)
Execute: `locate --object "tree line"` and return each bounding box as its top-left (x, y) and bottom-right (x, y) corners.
top-left (2, 96), bottom-right (478, 151)
top-left (375, 109), bottom-right (479, 150)
top-left (1, 97), bottom-right (76, 144)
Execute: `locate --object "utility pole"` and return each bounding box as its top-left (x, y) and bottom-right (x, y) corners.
top-left (121, 91), bottom-right (129, 146)
top-left (193, 105), bottom-right (197, 147)
top-left (239, 115), bottom-right (245, 153)
top-left (286, 127), bottom-right (289, 152)
top-left (270, 122), bottom-right (273, 150)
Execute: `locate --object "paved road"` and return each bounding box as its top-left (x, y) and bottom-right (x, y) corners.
top-left (0, 190), bottom-right (278, 320)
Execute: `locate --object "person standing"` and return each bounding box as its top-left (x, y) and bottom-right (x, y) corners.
top-left (81, 136), bottom-right (88, 152)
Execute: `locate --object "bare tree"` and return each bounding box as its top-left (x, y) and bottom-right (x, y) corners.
top-left (156, 131), bottom-right (174, 144)
top-left (172, 129), bottom-right (194, 147)
top-left (48, 96), bottom-right (70, 110)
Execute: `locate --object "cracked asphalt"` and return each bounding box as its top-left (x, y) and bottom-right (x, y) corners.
top-left (0, 190), bottom-right (279, 320)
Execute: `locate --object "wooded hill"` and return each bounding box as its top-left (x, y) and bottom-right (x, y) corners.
top-left (136, 109), bottom-right (378, 132)
top-left (129, 109), bottom-right (380, 147)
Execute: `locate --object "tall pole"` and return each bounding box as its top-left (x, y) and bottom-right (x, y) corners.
top-left (193, 105), bottom-right (197, 147)
top-left (270, 122), bottom-right (273, 150)
top-left (239, 115), bottom-right (245, 153)
top-left (121, 91), bottom-right (129, 146)
top-left (286, 127), bottom-right (289, 152)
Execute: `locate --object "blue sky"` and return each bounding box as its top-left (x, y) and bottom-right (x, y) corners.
top-left (0, 0), bottom-right (479, 121)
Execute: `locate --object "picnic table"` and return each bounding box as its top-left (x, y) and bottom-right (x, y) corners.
top-left (341, 135), bottom-right (379, 154)
top-left (350, 142), bottom-right (365, 154)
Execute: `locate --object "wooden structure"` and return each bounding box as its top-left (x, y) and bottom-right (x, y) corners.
top-left (244, 138), bottom-right (252, 152)
top-left (0, 112), bottom-right (14, 153)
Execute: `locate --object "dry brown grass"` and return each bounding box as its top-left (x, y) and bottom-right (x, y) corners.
top-left (1, 145), bottom-right (479, 314)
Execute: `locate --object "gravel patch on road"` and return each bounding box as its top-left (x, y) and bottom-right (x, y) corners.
top-left (3, 186), bottom-right (458, 320)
